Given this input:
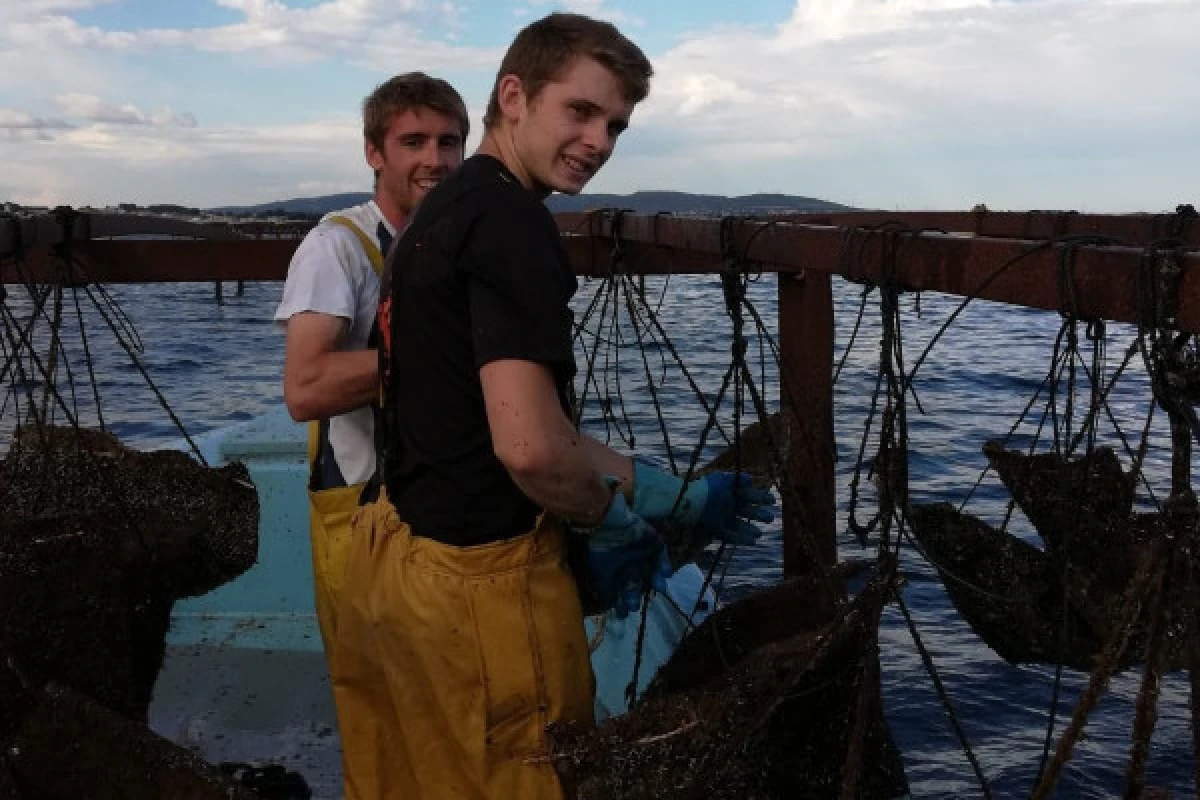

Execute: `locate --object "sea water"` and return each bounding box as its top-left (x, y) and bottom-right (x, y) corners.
top-left (1, 274), bottom-right (1194, 798)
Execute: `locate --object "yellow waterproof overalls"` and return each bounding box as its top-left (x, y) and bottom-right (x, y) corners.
top-left (332, 493), bottom-right (595, 800)
top-left (306, 214), bottom-right (385, 660)
top-left (323, 178), bottom-right (595, 798)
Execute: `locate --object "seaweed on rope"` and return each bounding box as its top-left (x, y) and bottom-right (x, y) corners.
top-left (560, 207), bottom-right (1200, 799)
top-left (6, 205), bottom-right (1200, 797)
top-left (0, 214), bottom-right (206, 466)
top-left (835, 220), bottom-right (1200, 797)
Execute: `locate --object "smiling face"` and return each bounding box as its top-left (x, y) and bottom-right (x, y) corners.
top-left (366, 107), bottom-right (464, 220)
top-left (505, 56), bottom-right (634, 196)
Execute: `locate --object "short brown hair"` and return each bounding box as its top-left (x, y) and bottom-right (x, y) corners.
top-left (483, 13), bottom-right (652, 130)
top-left (363, 72), bottom-right (469, 152)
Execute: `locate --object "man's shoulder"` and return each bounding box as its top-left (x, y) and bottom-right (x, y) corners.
top-left (309, 201), bottom-right (382, 245)
top-left (290, 203), bottom-right (382, 279)
top-left (318, 200), bottom-right (381, 230)
top-left (294, 220), bottom-right (360, 264)
top-left (434, 156), bottom-right (542, 218)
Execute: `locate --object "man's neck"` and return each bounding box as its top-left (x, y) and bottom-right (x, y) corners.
top-left (478, 131), bottom-right (548, 199)
top-left (372, 192), bottom-right (408, 232)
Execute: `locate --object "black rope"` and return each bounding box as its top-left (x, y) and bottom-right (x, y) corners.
top-left (71, 285), bottom-right (106, 432)
top-left (624, 589), bottom-right (653, 710)
top-left (620, 273), bottom-right (677, 473)
top-left (896, 592), bottom-right (993, 797)
top-left (0, 298), bottom-right (78, 429)
top-left (78, 280), bottom-right (207, 466)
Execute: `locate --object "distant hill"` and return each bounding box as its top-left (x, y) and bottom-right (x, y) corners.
top-left (213, 190), bottom-right (851, 217)
top-left (548, 191), bottom-right (851, 214)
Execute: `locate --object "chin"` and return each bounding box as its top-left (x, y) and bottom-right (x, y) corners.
top-left (556, 175), bottom-right (591, 196)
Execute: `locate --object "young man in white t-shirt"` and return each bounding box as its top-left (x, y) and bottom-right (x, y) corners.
top-left (277, 73), bottom-right (468, 485)
top-left (272, 73), bottom-right (467, 798)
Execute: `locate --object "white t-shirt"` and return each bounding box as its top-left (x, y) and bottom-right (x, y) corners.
top-left (274, 200), bottom-right (395, 485)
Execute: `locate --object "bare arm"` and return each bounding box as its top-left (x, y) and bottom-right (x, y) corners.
top-left (480, 359), bottom-right (633, 527)
top-left (283, 312), bottom-right (379, 421)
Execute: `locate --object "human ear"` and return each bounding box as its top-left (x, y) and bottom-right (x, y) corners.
top-left (364, 137), bottom-right (384, 171)
top-left (496, 74), bottom-right (527, 123)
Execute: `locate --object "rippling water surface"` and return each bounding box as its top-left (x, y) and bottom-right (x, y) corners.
top-left (3, 275), bottom-right (1194, 798)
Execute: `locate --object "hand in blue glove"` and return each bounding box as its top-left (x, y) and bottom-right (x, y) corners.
top-left (632, 461), bottom-right (777, 546)
top-left (585, 490), bottom-right (672, 618)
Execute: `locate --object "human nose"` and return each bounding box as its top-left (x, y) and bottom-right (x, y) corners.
top-left (416, 140), bottom-right (445, 169)
top-left (581, 119), bottom-right (614, 159)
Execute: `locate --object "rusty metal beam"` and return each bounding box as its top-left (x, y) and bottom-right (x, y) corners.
top-left (0, 211), bottom-right (310, 255)
top-left (4, 240), bottom-right (299, 284)
top-left (5, 236), bottom-right (712, 284)
top-left (557, 209), bottom-right (1200, 247)
top-left (7, 215), bottom-right (1200, 333)
top-left (779, 271), bottom-right (837, 576)
top-left (7, 207), bottom-right (1195, 255)
top-left (558, 214), bottom-right (1200, 332)
top-left (772, 210), bottom-right (1200, 247)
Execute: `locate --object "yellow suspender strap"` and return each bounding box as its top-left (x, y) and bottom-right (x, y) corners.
top-left (307, 215), bottom-right (386, 472)
top-left (326, 214), bottom-right (386, 278)
top-left (307, 420), bottom-right (320, 468)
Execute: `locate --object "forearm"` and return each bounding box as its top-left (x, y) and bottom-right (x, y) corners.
top-left (506, 424), bottom-right (629, 528)
top-left (284, 349), bottom-right (378, 421)
top-left (578, 434), bottom-right (635, 501)
top-left (482, 359), bottom-right (633, 526)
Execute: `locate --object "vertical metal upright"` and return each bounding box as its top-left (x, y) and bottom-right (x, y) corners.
top-left (778, 270), bottom-right (837, 577)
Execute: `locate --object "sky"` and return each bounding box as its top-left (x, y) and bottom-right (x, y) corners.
top-left (0, 0), bottom-right (1196, 211)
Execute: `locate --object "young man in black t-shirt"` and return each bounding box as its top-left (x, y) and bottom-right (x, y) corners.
top-left (332, 13), bottom-right (775, 800)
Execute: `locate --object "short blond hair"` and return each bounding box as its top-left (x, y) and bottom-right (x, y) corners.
top-left (483, 13), bottom-right (652, 130)
top-left (363, 73), bottom-right (469, 152)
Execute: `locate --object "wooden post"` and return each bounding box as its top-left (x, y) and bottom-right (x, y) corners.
top-left (778, 270), bottom-right (837, 576)
top-left (214, 281), bottom-right (223, 305)
top-left (236, 280), bottom-right (245, 296)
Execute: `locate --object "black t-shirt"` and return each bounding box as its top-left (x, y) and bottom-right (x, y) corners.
top-left (378, 154), bottom-right (578, 545)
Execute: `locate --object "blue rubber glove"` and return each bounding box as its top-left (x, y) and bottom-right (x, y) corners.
top-left (632, 461), bottom-right (777, 546)
top-left (586, 490), bottom-right (672, 618)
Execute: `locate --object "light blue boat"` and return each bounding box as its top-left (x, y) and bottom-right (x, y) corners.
top-left (148, 407), bottom-right (713, 799)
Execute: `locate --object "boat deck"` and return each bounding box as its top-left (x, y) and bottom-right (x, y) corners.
top-left (147, 408), bottom-right (710, 799)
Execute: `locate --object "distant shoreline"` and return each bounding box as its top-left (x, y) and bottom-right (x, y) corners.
top-left (210, 189), bottom-right (854, 217)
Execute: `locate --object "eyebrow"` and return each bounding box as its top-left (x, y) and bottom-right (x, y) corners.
top-left (570, 98), bottom-right (602, 113)
top-left (399, 132), bottom-right (462, 143)
top-left (570, 98), bottom-right (629, 133)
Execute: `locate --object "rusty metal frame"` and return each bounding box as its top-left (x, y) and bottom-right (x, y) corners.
top-left (558, 208), bottom-right (1200, 247)
top-left (5, 208), bottom-right (1199, 578)
top-left (8, 213), bottom-right (1198, 331)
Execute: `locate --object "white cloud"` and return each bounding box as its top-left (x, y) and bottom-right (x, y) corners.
top-left (3, 1), bottom-right (117, 16)
top-left (526, 0), bottom-right (643, 26)
top-left (0, 0), bottom-right (498, 69)
top-left (784, 0), bottom-right (992, 40)
top-left (0, 114), bottom-right (370, 206)
top-left (54, 93), bottom-right (199, 127)
top-left (0, 109), bottom-right (74, 142)
top-left (617, 0), bottom-right (1200, 210)
top-left (1, 0), bottom-right (1196, 212)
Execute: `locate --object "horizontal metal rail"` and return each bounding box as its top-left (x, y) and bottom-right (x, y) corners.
top-left (5, 206), bottom-right (1197, 585)
top-left (0, 210), bottom-right (310, 252)
top-left (5, 209), bottom-right (1199, 330)
top-left (753, 209), bottom-right (1200, 247)
top-left (558, 213), bottom-right (1200, 332)
top-left (557, 208), bottom-right (1200, 246)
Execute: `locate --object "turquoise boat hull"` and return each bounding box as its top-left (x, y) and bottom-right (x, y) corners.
top-left (149, 408), bottom-right (711, 798)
